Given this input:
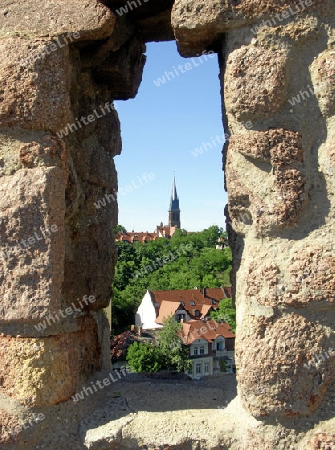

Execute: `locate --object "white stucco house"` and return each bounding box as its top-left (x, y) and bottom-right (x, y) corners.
top-left (135, 288), bottom-right (224, 330)
top-left (134, 288), bottom-right (235, 378)
top-left (135, 290), bottom-right (164, 330)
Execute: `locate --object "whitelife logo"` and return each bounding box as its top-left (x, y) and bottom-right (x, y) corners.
top-left (34, 295), bottom-right (96, 332)
top-left (0, 224), bottom-right (58, 261)
top-left (131, 243), bottom-right (193, 279)
top-left (288, 85), bottom-right (315, 106)
top-left (153, 51), bottom-right (216, 87)
top-left (250, 0), bottom-right (314, 35)
top-left (114, 0), bottom-right (150, 16)
top-left (22, 32), bottom-right (81, 67)
top-left (7, 413), bottom-right (45, 438)
top-left (56, 102), bottom-right (116, 139)
top-left (72, 366), bottom-right (129, 403)
top-left (94, 173), bottom-right (155, 209)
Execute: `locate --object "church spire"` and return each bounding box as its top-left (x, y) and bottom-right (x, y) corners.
top-left (169, 177), bottom-right (180, 211)
top-left (168, 177), bottom-right (180, 228)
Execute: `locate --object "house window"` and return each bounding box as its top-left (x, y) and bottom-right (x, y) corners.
top-left (205, 362), bottom-right (209, 374)
top-left (190, 301), bottom-right (196, 306)
top-left (196, 363), bottom-right (201, 374)
top-left (194, 309), bottom-right (200, 317)
top-left (193, 347), bottom-right (198, 356)
top-left (216, 341), bottom-right (225, 351)
top-left (200, 346), bottom-right (205, 355)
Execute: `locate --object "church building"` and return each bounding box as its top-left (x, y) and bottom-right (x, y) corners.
top-left (115, 177), bottom-right (181, 243)
top-left (156, 177), bottom-right (181, 238)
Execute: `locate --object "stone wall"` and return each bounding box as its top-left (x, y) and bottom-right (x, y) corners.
top-left (172, 0), bottom-right (335, 444)
top-left (0, 0), bottom-right (126, 408)
top-left (0, 0), bottom-right (335, 448)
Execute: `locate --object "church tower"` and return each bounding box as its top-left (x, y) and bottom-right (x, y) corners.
top-left (168, 177), bottom-right (181, 229)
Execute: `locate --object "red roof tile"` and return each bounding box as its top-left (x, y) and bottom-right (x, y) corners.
top-left (115, 232), bottom-right (159, 243)
top-left (204, 287), bottom-right (232, 301)
top-left (182, 319), bottom-right (235, 345)
top-left (150, 289), bottom-right (213, 322)
top-left (155, 300), bottom-right (180, 324)
top-left (110, 331), bottom-right (138, 362)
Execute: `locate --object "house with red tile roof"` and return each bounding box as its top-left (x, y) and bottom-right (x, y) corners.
top-left (135, 287), bottom-right (232, 331)
top-left (110, 330), bottom-right (138, 368)
top-left (115, 231), bottom-right (159, 244)
top-left (134, 287), bottom-right (235, 378)
top-left (202, 286), bottom-right (232, 301)
top-left (135, 288), bottom-right (220, 330)
top-left (181, 319), bottom-right (235, 378)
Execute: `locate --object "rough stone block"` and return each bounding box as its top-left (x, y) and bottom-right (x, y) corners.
top-left (0, 37), bottom-right (73, 132)
top-left (237, 314), bottom-right (335, 417)
top-left (0, 167), bottom-right (66, 322)
top-left (172, 0), bottom-right (327, 56)
top-left (226, 129), bottom-right (307, 234)
top-left (0, 0), bottom-right (115, 41)
top-left (95, 34), bottom-right (146, 99)
top-left (311, 49), bottom-right (335, 118)
top-left (224, 46), bottom-right (288, 121)
top-left (0, 317), bottom-right (100, 406)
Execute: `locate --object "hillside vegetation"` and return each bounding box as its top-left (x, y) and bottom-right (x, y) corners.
top-left (112, 226), bottom-right (232, 334)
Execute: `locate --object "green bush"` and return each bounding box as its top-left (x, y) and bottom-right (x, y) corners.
top-left (210, 298), bottom-right (236, 333)
top-left (126, 317), bottom-right (192, 373)
top-left (126, 342), bottom-right (163, 373)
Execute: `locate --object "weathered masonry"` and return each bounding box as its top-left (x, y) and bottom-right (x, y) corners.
top-left (0, 0), bottom-right (334, 448)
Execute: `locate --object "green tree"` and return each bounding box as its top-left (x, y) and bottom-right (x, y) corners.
top-left (210, 298), bottom-right (236, 333)
top-left (126, 342), bottom-right (163, 372)
top-left (113, 224), bottom-right (127, 234)
top-left (158, 316), bottom-right (191, 372)
top-left (126, 317), bottom-right (191, 373)
top-left (112, 226), bottom-right (233, 334)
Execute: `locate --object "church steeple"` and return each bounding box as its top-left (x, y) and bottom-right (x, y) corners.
top-left (168, 177), bottom-right (180, 229)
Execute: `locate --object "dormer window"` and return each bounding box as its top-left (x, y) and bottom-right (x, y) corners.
top-left (190, 301), bottom-right (196, 306)
top-left (154, 302), bottom-right (159, 307)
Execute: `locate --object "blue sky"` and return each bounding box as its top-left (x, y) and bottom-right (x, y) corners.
top-left (114, 41), bottom-right (228, 232)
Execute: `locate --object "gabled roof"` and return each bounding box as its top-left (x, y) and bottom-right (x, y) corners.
top-left (182, 319), bottom-right (235, 345)
top-left (204, 287), bottom-right (232, 301)
top-left (156, 224), bottom-right (177, 238)
top-left (155, 300), bottom-right (181, 324)
top-left (150, 289), bottom-right (213, 323)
